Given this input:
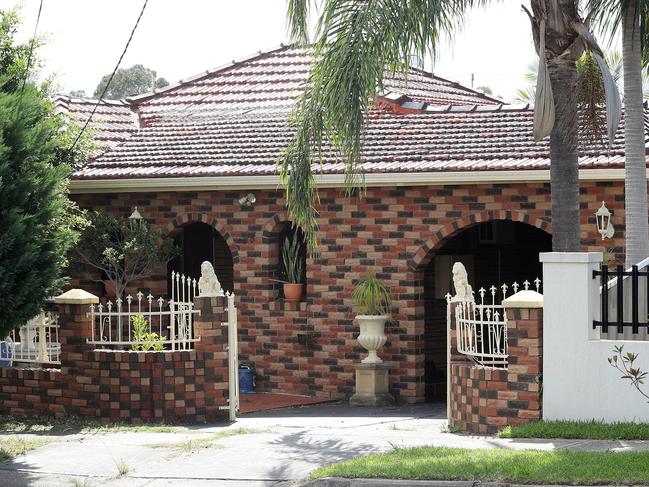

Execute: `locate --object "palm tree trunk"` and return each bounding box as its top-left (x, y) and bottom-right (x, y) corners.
top-left (548, 57), bottom-right (581, 251)
top-left (623, 0), bottom-right (649, 267)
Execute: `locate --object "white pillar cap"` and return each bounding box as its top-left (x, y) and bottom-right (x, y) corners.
top-left (502, 290), bottom-right (543, 309)
top-left (54, 289), bottom-right (99, 305)
top-left (539, 252), bottom-right (603, 264)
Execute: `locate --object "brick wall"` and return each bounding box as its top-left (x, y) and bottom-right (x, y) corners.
top-left (449, 307), bottom-right (543, 434)
top-left (0, 295), bottom-right (229, 423)
top-left (70, 181), bottom-right (624, 402)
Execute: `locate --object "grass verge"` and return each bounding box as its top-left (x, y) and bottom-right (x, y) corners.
top-left (498, 420), bottom-right (649, 440)
top-left (310, 446), bottom-right (649, 485)
top-left (0, 416), bottom-right (185, 434)
top-left (0, 437), bottom-right (47, 462)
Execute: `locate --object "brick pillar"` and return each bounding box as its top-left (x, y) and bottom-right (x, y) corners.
top-left (53, 289), bottom-right (99, 417)
top-left (502, 291), bottom-right (543, 423)
top-left (448, 291), bottom-right (543, 434)
top-left (193, 296), bottom-right (229, 422)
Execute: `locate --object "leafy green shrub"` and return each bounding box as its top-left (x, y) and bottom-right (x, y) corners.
top-left (130, 315), bottom-right (165, 351)
top-left (352, 272), bottom-right (392, 316)
top-left (281, 233), bottom-right (304, 284)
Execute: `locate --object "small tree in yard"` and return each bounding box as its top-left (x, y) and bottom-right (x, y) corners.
top-left (0, 7), bottom-right (87, 338)
top-left (73, 211), bottom-right (178, 299)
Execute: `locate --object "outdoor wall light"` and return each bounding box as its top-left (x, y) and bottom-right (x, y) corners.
top-left (128, 206), bottom-right (143, 221)
top-left (595, 201), bottom-right (614, 240)
top-left (238, 193), bottom-right (256, 207)
top-left (128, 206), bottom-right (143, 229)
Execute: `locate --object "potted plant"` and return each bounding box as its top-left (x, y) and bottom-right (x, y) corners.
top-left (352, 272), bottom-right (392, 364)
top-left (281, 234), bottom-right (305, 302)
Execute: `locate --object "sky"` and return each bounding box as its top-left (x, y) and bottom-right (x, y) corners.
top-left (3, 0), bottom-right (540, 103)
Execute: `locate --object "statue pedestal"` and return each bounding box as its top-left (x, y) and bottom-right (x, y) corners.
top-left (350, 363), bottom-right (395, 406)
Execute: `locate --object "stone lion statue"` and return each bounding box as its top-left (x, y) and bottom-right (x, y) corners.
top-left (451, 262), bottom-right (474, 302)
top-left (198, 261), bottom-right (223, 297)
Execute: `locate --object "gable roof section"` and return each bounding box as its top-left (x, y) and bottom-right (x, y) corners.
top-left (126, 45), bottom-right (502, 124)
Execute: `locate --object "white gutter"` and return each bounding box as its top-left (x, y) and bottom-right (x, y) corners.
top-left (69, 168), bottom-right (629, 194)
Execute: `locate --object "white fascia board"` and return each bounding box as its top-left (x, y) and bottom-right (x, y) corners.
top-left (69, 168), bottom-right (627, 194)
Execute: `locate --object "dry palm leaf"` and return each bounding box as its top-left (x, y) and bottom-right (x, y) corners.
top-left (533, 19), bottom-right (555, 141)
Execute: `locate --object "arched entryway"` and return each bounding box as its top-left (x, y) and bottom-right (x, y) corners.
top-left (167, 222), bottom-right (234, 294)
top-left (422, 219), bottom-right (552, 401)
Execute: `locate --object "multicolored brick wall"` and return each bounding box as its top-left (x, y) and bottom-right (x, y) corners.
top-left (0, 296), bottom-right (229, 423)
top-left (449, 307), bottom-right (543, 434)
top-left (70, 181), bottom-right (624, 402)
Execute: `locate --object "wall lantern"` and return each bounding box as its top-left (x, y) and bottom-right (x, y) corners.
top-left (595, 201), bottom-right (614, 240)
top-left (128, 206), bottom-right (143, 228)
top-left (238, 193), bottom-right (256, 207)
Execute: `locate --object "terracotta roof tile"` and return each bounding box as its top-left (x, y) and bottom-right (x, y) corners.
top-left (67, 45), bottom-right (633, 180)
top-left (54, 96), bottom-right (137, 151)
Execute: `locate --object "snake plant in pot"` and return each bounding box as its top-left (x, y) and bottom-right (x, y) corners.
top-left (352, 273), bottom-right (392, 364)
top-left (281, 233), bottom-right (305, 302)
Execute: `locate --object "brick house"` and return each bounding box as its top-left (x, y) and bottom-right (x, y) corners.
top-left (60, 45), bottom-right (634, 404)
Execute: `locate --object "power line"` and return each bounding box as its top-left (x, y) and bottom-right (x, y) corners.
top-left (16, 0), bottom-right (43, 99)
top-left (69, 0), bottom-right (149, 153)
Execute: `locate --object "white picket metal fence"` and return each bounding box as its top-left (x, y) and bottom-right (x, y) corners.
top-left (5, 311), bottom-right (61, 366)
top-left (449, 279), bottom-right (541, 368)
top-left (87, 271), bottom-right (200, 351)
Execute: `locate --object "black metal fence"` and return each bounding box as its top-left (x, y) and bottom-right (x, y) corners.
top-left (593, 265), bottom-right (649, 334)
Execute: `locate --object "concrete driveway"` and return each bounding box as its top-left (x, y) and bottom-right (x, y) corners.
top-left (2, 402), bottom-right (648, 487)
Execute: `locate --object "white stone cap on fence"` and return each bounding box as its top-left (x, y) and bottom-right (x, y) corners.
top-left (539, 252), bottom-right (603, 264)
top-left (502, 290), bottom-right (543, 309)
top-left (54, 289), bottom-right (99, 305)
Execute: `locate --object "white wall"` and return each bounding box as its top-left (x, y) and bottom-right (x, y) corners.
top-left (541, 252), bottom-right (649, 423)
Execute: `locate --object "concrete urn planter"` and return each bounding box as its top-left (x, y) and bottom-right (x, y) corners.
top-left (356, 315), bottom-right (389, 364)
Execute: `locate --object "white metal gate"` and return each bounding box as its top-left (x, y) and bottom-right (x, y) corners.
top-left (222, 292), bottom-right (240, 422)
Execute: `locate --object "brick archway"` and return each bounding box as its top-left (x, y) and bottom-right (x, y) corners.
top-left (410, 210), bottom-right (551, 270)
top-left (262, 213), bottom-right (290, 241)
top-left (165, 213), bottom-right (239, 263)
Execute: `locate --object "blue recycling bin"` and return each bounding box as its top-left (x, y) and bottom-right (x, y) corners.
top-left (0, 341), bottom-right (13, 366)
top-left (239, 365), bottom-right (256, 394)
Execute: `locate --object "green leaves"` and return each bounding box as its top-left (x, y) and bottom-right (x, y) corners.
top-left (93, 64), bottom-right (168, 100)
top-left (0, 82), bottom-right (81, 336)
top-left (130, 315), bottom-right (165, 351)
top-left (72, 211), bottom-right (179, 299)
top-left (352, 272), bottom-right (392, 316)
top-left (281, 232), bottom-right (305, 284)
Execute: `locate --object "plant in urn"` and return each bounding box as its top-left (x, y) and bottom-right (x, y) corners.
top-left (352, 273), bottom-right (392, 364)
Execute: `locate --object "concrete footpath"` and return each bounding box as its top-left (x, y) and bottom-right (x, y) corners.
top-left (1, 402), bottom-right (648, 487)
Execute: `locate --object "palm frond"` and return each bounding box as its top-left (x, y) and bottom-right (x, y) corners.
top-left (588, 0), bottom-right (649, 68)
top-left (593, 52), bottom-right (622, 146)
top-left (287, 0), bottom-right (312, 44)
top-left (281, 0), bottom-right (483, 251)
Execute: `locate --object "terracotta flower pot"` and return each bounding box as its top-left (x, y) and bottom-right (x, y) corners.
top-left (283, 283), bottom-right (304, 302)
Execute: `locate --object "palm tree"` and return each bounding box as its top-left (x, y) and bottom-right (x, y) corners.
top-left (590, 0), bottom-right (649, 267)
top-left (282, 1), bottom-right (620, 252)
